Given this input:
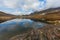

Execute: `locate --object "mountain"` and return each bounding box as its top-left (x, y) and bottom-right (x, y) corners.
top-left (0, 11), bottom-right (17, 23)
top-left (27, 7), bottom-right (60, 25)
top-left (0, 11), bottom-right (15, 16)
top-left (31, 7), bottom-right (60, 15)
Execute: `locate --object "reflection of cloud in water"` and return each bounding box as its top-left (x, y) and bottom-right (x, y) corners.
top-left (0, 19), bottom-right (45, 40)
top-left (0, 19), bottom-right (45, 31)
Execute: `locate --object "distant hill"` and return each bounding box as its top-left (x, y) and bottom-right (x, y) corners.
top-left (30, 7), bottom-right (60, 15)
top-left (0, 11), bottom-right (16, 23)
top-left (0, 11), bottom-right (15, 16)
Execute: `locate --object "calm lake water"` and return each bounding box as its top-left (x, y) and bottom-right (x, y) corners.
top-left (0, 19), bottom-right (45, 40)
top-left (0, 19), bottom-right (45, 29)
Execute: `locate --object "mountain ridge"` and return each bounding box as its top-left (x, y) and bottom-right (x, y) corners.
top-left (0, 11), bottom-right (15, 16)
top-left (31, 7), bottom-right (60, 15)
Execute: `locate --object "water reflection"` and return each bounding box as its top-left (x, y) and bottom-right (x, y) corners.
top-left (0, 19), bottom-right (45, 40)
top-left (0, 19), bottom-right (45, 32)
top-left (0, 19), bottom-right (45, 28)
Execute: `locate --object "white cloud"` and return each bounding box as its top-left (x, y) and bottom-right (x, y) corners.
top-left (18, 0), bottom-right (45, 15)
top-left (0, 0), bottom-right (44, 15)
top-left (2, 0), bottom-right (19, 8)
top-left (12, 10), bottom-right (32, 15)
top-left (0, 0), bottom-right (60, 15)
top-left (46, 0), bottom-right (60, 9)
top-left (12, 11), bottom-right (24, 15)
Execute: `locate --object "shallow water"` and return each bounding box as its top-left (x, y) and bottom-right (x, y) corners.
top-left (0, 19), bottom-right (45, 40)
top-left (0, 19), bottom-right (45, 28)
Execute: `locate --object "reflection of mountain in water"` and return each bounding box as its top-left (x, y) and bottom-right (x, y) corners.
top-left (0, 19), bottom-right (45, 40)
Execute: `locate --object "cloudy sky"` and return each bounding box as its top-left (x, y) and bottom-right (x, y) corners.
top-left (0, 0), bottom-right (60, 15)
